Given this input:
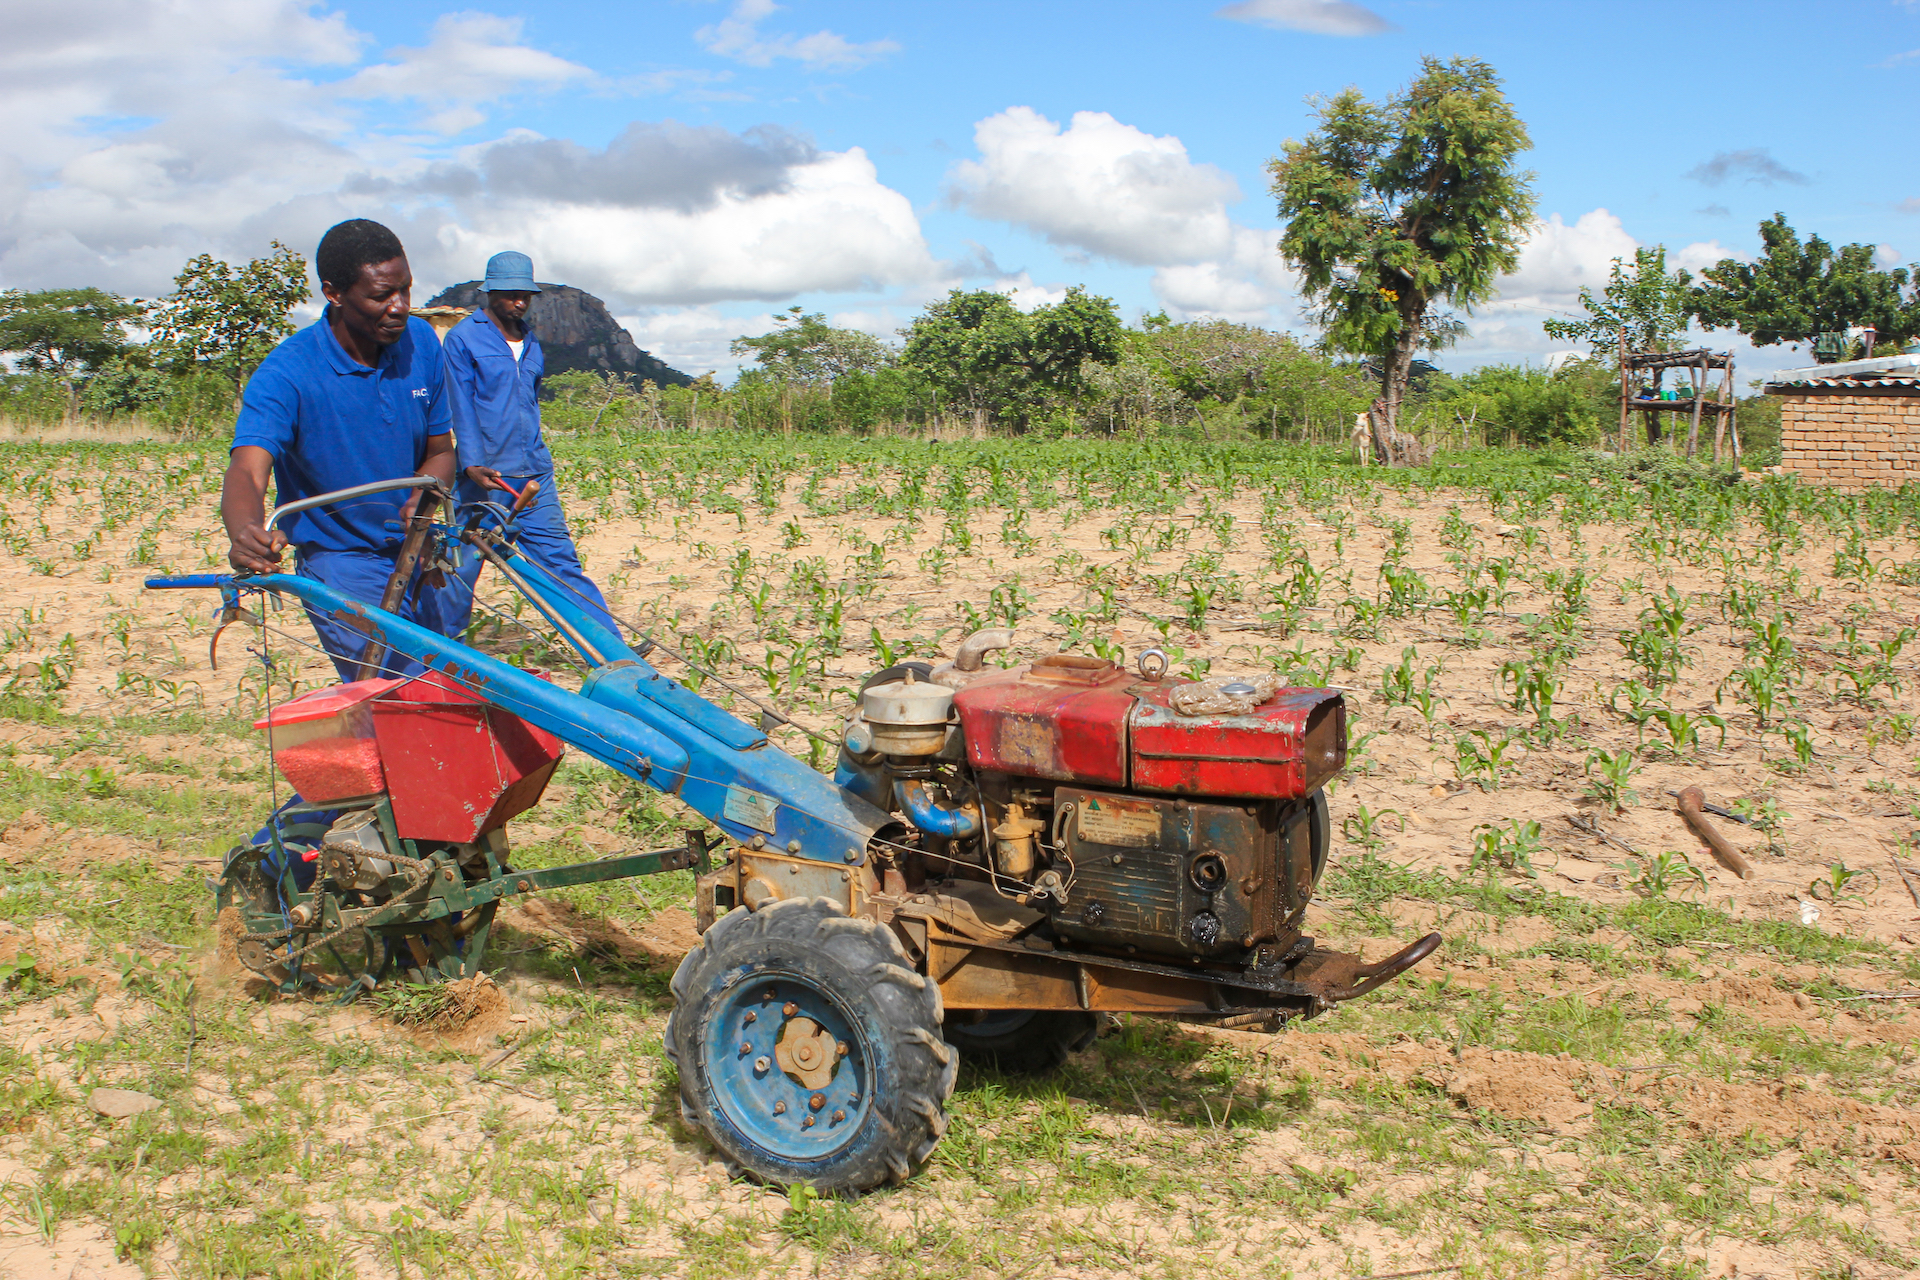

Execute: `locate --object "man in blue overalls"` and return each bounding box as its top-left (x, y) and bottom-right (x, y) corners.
top-left (221, 218), bottom-right (463, 893)
top-left (223, 218), bottom-right (460, 682)
top-left (441, 251), bottom-right (616, 636)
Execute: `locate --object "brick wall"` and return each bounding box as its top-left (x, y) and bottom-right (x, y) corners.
top-left (1775, 392), bottom-right (1920, 490)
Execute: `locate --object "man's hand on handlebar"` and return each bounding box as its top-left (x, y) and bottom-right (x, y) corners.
top-left (398, 483), bottom-right (441, 523)
top-left (464, 465), bottom-right (510, 493)
top-left (228, 524), bottom-right (288, 573)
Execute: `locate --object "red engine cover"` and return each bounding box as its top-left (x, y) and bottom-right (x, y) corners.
top-left (1129, 685), bottom-right (1344, 800)
top-left (370, 671), bottom-right (566, 843)
top-left (952, 656), bottom-right (1134, 786)
top-left (953, 656), bottom-right (1345, 800)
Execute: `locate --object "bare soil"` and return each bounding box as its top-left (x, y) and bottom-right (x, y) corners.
top-left (0, 444), bottom-right (1915, 1278)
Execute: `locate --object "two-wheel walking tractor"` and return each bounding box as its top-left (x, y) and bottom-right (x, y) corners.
top-left (150, 476), bottom-right (1439, 1192)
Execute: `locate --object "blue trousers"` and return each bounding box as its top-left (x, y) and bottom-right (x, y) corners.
top-left (296, 546), bottom-right (460, 683)
top-left (449, 471), bottom-right (615, 637)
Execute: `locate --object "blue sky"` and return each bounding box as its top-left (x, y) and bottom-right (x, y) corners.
top-left (5, 0), bottom-right (1917, 381)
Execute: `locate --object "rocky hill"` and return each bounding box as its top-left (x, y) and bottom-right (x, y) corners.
top-left (426, 282), bottom-right (692, 387)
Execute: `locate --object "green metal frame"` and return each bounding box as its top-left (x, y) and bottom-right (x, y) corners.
top-left (219, 799), bottom-right (715, 991)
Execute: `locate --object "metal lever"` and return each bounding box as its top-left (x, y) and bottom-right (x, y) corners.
top-left (267, 474), bottom-right (442, 531)
top-left (1318, 932), bottom-right (1443, 1003)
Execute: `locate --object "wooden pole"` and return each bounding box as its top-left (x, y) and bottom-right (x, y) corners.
top-left (1685, 354), bottom-right (1706, 459)
top-left (1713, 358), bottom-right (1732, 464)
top-left (1726, 352), bottom-right (1743, 466)
top-left (1617, 327), bottom-right (1629, 453)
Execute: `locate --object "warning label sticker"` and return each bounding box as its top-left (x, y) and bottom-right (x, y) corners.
top-left (724, 785), bottom-right (780, 834)
top-left (1076, 798), bottom-right (1161, 847)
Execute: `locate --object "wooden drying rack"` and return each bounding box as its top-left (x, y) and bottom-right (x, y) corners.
top-left (1617, 331), bottom-right (1740, 463)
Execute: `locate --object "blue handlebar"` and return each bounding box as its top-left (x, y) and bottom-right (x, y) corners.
top-left (146, 575), bottom-right (234, 590)
top-left (142, 552), bottom-right (889, 863)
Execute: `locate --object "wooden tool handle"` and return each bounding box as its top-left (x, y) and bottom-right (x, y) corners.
top-left (355, 487), bottom-right (444, 681)
top-left (1677, 786), bottom-right (1754, 881)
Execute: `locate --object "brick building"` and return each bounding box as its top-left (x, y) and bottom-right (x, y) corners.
top-left (1766, 355), bottom-right (1920, 490)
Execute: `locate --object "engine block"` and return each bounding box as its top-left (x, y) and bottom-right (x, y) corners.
top-left (1049, 786), bottom-right (1328, 963)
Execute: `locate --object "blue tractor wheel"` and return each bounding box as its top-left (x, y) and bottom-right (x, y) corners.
top-left (666, 895), bottom-right (957, 1191)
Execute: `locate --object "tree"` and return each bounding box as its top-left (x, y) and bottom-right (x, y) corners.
top-left (1270, 56), bottom-right (1536, 462)
top-left (1138, 316), bottom-right (1302, 404)
top-left (0, 288), bottom-right (141, 376)
top-left (1691, 213), bottom-right (1920, 355)
top-left (149, 242), bottom-right (310, 393)
top-left (901, 287), bottom-right (1123, 429)
top-left (730, 307), bottom-right (892, 387)
top-left (1542, 245), bottom-right (1693, 356)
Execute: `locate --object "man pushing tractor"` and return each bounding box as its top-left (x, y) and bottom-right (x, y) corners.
top-left (221, 218), bottom-right (461, 680)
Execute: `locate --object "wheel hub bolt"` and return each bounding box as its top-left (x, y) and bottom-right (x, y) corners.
top-left (836, 1042), bottom-right (849, 1057)
top-left (782, 1002), bottom-right (798, 1016)
top-left (831, 1109), bottom-right (845, 1124)
top-left (802, 1116), bottom-right (815, 1128)
top-left (809, 1093), bottom-right (826, 1111)
top-left (743, 1011), bottom-right (756, 1023)
top-left (754, 1057), bottom-right (769, 1072)
top-left (739, 1041), bottom-right (751, 1054)
top-left (773, 1100), bottom-right (787, 1115)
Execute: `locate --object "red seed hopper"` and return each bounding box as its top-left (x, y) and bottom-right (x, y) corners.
top-left (254, 671), bottom-right (565, 842)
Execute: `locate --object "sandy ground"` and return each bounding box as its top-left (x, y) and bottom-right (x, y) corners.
top-left (0, 443), bottom-right (1916, 1278)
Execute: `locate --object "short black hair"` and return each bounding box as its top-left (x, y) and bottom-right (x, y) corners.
top-left (316, 219), bottom-right (406, 292)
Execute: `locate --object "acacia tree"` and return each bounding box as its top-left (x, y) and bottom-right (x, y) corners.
top-left (149, 242), bottom-right (309, 395)
top-left (730, 306), bottom-right (892, 387)
top-left (0, 288), bottom-right (143, 422)
top-left (1691, 213), bottom-right (1920, 356)
top-left (1270, 56), bottom-right (1536, 463)
top-left (1542, 245), bottom-right (1693, 357)
top-left (0, 288), bottom-right (140, 376)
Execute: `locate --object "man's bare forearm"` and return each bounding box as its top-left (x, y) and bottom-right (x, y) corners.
top-left (222, 446), bottom-right (287, 572)
top-left (418, 434), bottom-right (457, 486)
top-left (221, 457), bottom-right (268, 546)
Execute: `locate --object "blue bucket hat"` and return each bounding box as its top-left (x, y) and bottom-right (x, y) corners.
top-left (483, 251), bottom-right (540, 293)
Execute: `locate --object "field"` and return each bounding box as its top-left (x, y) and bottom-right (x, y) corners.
top-left (0, 434), bottom-right (1917, 1280)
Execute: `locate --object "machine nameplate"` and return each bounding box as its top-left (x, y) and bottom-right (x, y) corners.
top-left (724, 785), bottom-right (779, 833)
top-left (1076, 797), bottom-right (1161, 847)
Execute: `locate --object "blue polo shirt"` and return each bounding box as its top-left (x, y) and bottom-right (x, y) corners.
top-left (232, 312), bottom-right (451, 552)
top-left (443, 307), bottom-right (552, 478)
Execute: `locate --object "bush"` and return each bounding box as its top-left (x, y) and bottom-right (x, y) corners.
top-left (1445, 362), bottom-right (1610, 447)
top-left (1568, 448), bottom-right (1741, 487)
top-left (80, 356), bottom-right (174, 419)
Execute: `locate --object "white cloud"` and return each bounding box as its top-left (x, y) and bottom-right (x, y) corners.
top-left (0, 1), bottom-right (935, 313)
top-left (1492, 208), bottom-right (1641, 316)
top-left (335, 13), bottom-right (592, 135)
top-left (1214, 0), bottom-right (1396, 37)
top-left (948, 107), bottom-right (1241, 266)
top-left (621, 306), bottom-right (773, 378)
top-left (1450, 208), bottom-right (1776, 372)
top-left (696, 0), bottom-right (899, 70)
top-left (945, 106), bottom-right (1304, 324)
top-left (444, 147), bottom-right (936, 306)
top-left (1150, 226), bottom-right (1301, 324)
top-left (993, 274), bottom-right (1070, 312)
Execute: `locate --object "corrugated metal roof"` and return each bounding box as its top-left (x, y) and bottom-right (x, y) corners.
top-left (1769, 353), bottom-right (1920, 381)
top-left (1766, 374), bottom-right (1920, 391)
